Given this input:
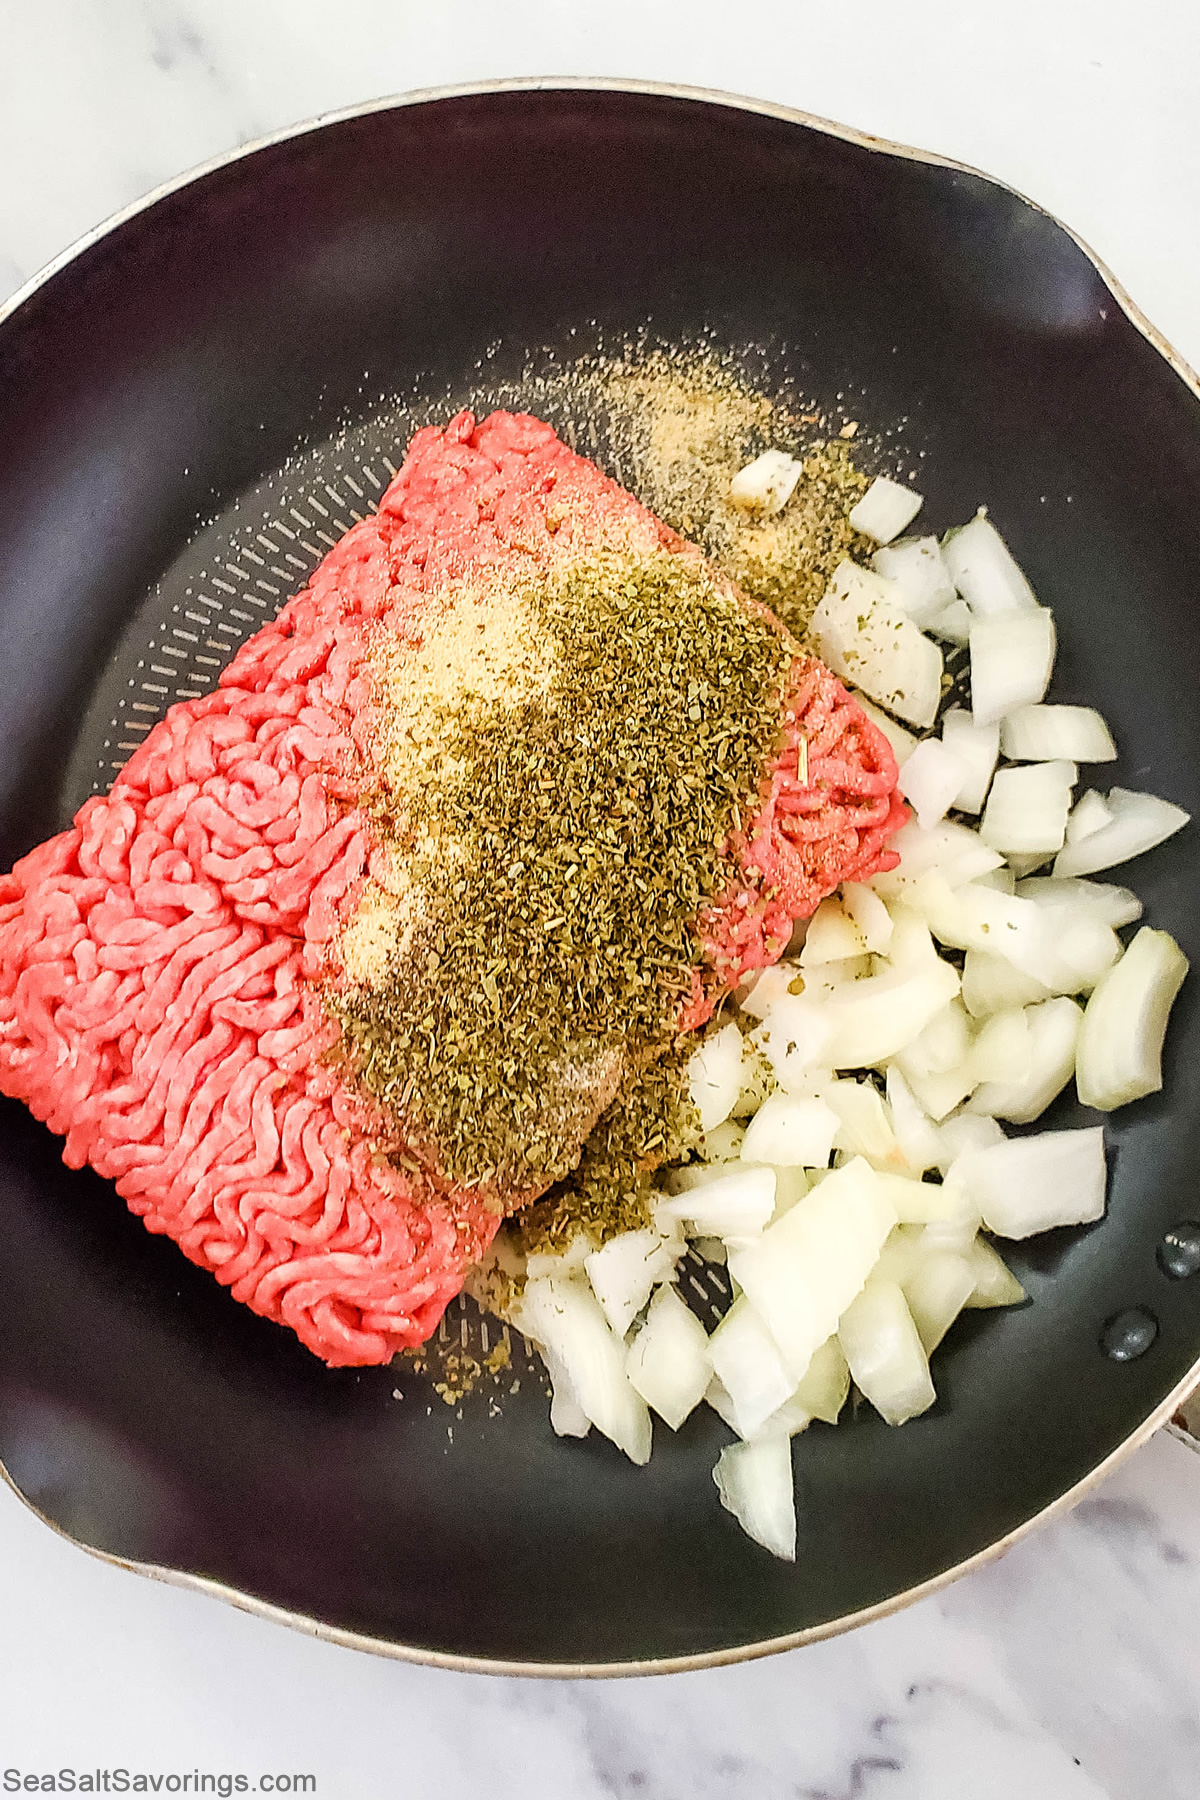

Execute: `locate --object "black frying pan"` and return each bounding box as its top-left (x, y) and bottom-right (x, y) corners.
top-left (2, 81), bottom-right (1199, 1674)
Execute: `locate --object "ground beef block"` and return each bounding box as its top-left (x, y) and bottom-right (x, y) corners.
top-left (0, 411), bottom-right (905, 1366)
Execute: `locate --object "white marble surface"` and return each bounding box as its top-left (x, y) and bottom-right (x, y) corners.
top-left (3, 3), bottom-right (1200, 1795)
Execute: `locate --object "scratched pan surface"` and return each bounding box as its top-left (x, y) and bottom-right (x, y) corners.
top-left (1, 83), bottom-right (1200, 1673)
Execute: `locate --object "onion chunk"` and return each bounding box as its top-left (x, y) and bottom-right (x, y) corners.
top-left (849, 476), bottom-right (924, 544)
top-left (713, 1433), bottom-right (796, 1561)
top-left (1076, 927), bottom-right (1189, 1110)
top-left (811, 561), bottom-right (943, 728)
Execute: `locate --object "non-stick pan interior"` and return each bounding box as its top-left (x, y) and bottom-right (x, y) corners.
top-left (1, 85), bottom-right (1199, 1668)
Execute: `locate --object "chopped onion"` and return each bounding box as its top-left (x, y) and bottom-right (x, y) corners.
top-left (810, 561), bottom-right (944, 728)
top-left (1015, 876), bottom-right (1142, 930)
top-left (903, 1251), bottom-right (977, 1354)
top-left (980, 760), bottom-right (1077, 856)
top-left (695, 1118), bottom-right (746, 1163)
top-left (544, 1346), bottom-right (592, 1438)
top-left (707, 1296), bottom-right (797, 1439)
top-left (970, 609), bottom-right (1056, 726)
top-left (769, 1163), bottom-right (811, 1221)
top-left (941, 708), bottom-right (1000, 814)
top-left (871, 1169), bottom-right (960, 1223)
top-left (871, 817), bottom-right (1004, 894)
top-left (926, 599), bottom-right (974, 645)
top-left (1021, 908), bottom-right (1121, 998)
top-left (713, 1432), bottom-right (796, 1561)
top-left (741, 959), bottom-right (801, 1020)
top-left (934, 1109), bottom-right (1004, 1175)
top-left (820, 955), bottom-right (962, 1069)
top-left (961, 947), bottom-right (1051, 1018)
top-left (885, 1065), bottom-right (943, 1172)
top-left (1075, 926), bottom-right (1189, 1110)
top-left (800, 895), bottom-right (869, 965)
top-left (837, 1280), bottom-right (936, 1425)
top-left (974, 864), bottom-right (1016, 894)
top-left (849, 690), bottom-right (918, 766)
top-left (848, 475), bottom-right (924, 544)
top-left (1000, 704), bottom-right (1117, 764)
top-left (969, 1006), bottom-right (1030, 1085)
top-left (825, 1079), bottom-right (901, 1167)
top-left (895, 997), bottom-right (972, 1080)
top-left (962, 1235), bottom-right (1027, 1308)
top-left (730, 449), bottom-right (803, 515)
top-left (1053, 786), bottom-right (1190, 878)
top-left (726, 1158), bottom-right (897, 1381)
top-left (969, 996), bottom-right (1082, 1123)
top-left (658, 1165), bottom-right (777, 1238)
top-left (526, 1231), bottom-right (594, 1281)
top-left (790, 1334), bottom-right (851, 1423)
top-left (585, 1230), bottom-right (677, 1339)
top-left (952, 1126), bottom-right (1106, 1238)
top-left (731, 1041), bottom-right (776, 1119)
top-left (519, 1277), bottom-right (652, 1463)
top-left (739, 1091), bottom-right (839, 1168)
top-left (626, 1285), bottom-right (712, 1429)
top-left (1064, 788), bottom-right (1114, 847)
top-left (943, 511), bottom-right (1039, 614)
top-left (687, 1021), bottom-right (744, 1132)
top-left (871, 534), bottom-right (955, 622)
top-left (898, 737), bottom-right (968, 829)
top-left (840, 880), bottom-right (895, 954)
top-left (751, 992), bottom-right (834, 1091)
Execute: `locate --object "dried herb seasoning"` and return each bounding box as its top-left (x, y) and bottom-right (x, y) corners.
top-left (330, 547), bottom-right (792, 1197)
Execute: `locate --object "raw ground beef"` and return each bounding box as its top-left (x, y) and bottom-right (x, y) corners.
top-left (0, 411), bottom-right (905, 1366)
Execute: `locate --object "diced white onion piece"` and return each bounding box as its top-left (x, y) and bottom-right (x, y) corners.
top-left (1064, 788), bottom-right (1114, 847)
top-left (1016, 876), bottom-right (1142, 930)
top-left (544, 1346), bottom-right (592, 1438)
top-left (799, 896), bottom-right (868, 966)
top-left (820, 956), bottom-right (962, 1070)
top-left (810, 561), bottom-right (944, 728)
top-left (903, 1251), bottom-right (977, 1354)
top-left (899, 737), bottom-right (968, 830)
top-left (751, 994), bottom-right (834, 1092)
top-left (696, 1119), bottom-right (745, 1163)
top-left (840, 881), bottom-right (894, 954)
top-left (969, 1007), bottom-right (1031, 1085)
top-left (882, 907), bottom-right (942, 972)
top-left (626, 1285), bottom-right (713, 1429)
top-left (713, 1432), bottom-right (796, 1561)
top-left (849, 690), bottom-right (918, 766)
top-left (741, 960), bottom-right (801, 1020)
top-left (871, 534), bottom-right (956, 622)
top-left (895, 997), bottom-right (972, 1079)
top-left (726, 1158), bottom-right (897, 1381)
top-left (885, 1066), bottom-right (943, 1173)
top-left (838, 1280), bottom-right (937, 1425)
top-left (903, 1065), bottom-right (978, 1123)
top-left (687, 1022), bottom-right (744, 1133)
top-left (871, 818), bottom-right (1004, 895)
top-left (825, 1079), bottom-right (900, 1167)
top-left (969, 996), bottom-right (1082, 1123)
top-left (791, 1335), bottom-right (851, 1424)
top-left (519, 1277), bottom-right (652, 1463)
top-left (739, 1092), bottom-right (839, 1169)
top-left (909, 876), bottom-right (1052, 985)
top-left (943, 511), bottom-right (1039, 614)
top-left (871, 1169), bottom-right (959, 1223)
top-left (942, 708), bottom-right (1000, 814)
top-left (849, 475), bottom-right (924, 544)
top-left (974, 864), bottom-right (1016, 894)
top-left (731, 1042), bottom-right (776, 1118)
top-left (934, 1109), bottom-right (1005, 1176)
top-left (585, 1230), bottom-right (677, 1339)
top-left (1000, 705), bottom-right (1117, 764)
top-left (1053, 787), bottom-right (1190, 878)
top-left (658, 1165), bottom-right (777, 1238)
top-left (707, 1297), bottom-right (797, 1439)
top-left (962, 1236), bottom-right (1027, 1308)
top-left (952, 1127), bottom-right (1106, 1238)
top-left (768, 1163), bottom-right (811, 1222)
top-left (980, 761), bottom-right (1077, 856)
top-left (873, 1224), bottom-right (927, 1288)
top-left (1076, 927), bottom-right (1189, 1110)
top-left (961, 947), bottom-right (1051, 1018)
top-left (730, 449), bottom-right (803, 515)
top-left (925, 599), bottom-right (974, 646)
top-left (970, 609), bottom-right (1056, 726)
top-left (1024, 909), bottom-right (1121, 998)
top-left (526, 1231), bottom-right (594, 1281)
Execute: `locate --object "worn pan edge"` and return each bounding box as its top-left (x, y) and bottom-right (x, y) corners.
top-left (2, 76), bottom-right (1198, 1676)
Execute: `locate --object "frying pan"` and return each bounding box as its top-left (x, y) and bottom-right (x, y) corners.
top-left (2, 80), bottom-right (1200, 1676)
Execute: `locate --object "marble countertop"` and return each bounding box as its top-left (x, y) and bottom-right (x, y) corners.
top-left (3, 3), bottom-right (1200, 1795)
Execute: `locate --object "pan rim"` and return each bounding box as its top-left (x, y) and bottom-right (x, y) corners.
top-left (2, 74), bottom-right (1198, 1678)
